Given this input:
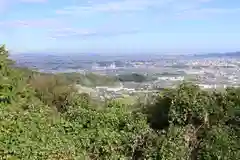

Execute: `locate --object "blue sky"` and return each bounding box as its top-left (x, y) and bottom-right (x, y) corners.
top-left (0, 0), bottom-right (240, 54)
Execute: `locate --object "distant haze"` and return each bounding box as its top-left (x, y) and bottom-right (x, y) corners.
top-left (1, 0), bottom-right (240, 53)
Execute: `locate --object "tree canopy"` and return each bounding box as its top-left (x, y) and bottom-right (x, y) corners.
top-left (0, 45), bottom-right (239, 159)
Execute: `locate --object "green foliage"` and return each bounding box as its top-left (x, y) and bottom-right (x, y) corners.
top-left (145, 82), bottom-right (240, 159)
top-left (0, 46), bottom-right (159, 159)
top-left (58, 72), bottom-right (119, 87)
top-left (0, 45), bottom-right (239, 159)
top-left (28, 74), bottom-right (77, 112)
top-left (118, 73), bottom-right (147, 82)
top-left (61, 101), bottom-right (159, 159)
top-left (0, 45), bottom-right (35, 107)
top-left (159, 125), bottom-right (194, 160)
top-left (198, 125), bottom-right (240, 160)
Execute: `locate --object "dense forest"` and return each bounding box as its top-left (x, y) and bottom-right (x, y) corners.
top-left (0, 45), bottom-right (239, 159)
top-left (118, 73), bottom-right (148, 82)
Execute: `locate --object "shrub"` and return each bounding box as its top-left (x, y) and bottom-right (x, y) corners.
top-left (1, 45), bottom-right (239, 159)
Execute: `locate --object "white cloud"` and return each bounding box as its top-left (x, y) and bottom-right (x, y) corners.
top-left (0, 19), bottom-right (62, 28)
top-left (50, 27), bottom-right (96, 37)
top-left (20, 0), bottom-right (47, 2)
top-left (55, 0), bottom-right (240, 20)
top-left (55, 0), bottom-right (212, 15)
top-left (56, 0), bottom-right (171, 14)
top-left (49, 27), bottom-right (141, 39)
top-left (176, 7), bottom-right (240, 19)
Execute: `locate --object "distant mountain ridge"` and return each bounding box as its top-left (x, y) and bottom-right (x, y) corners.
top-left (193, 51), bottom-right (240, 58)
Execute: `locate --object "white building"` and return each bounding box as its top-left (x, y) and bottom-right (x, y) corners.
top-left (158, 76), bottom-right (184, 81)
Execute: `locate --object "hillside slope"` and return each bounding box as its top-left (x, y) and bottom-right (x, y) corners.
top-left (0, 45), bottom-right (239, 159)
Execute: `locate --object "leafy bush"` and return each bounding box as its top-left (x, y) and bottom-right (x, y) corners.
top-left (28, 74), bottom-right (77, 112)
top-left (145, 82), bottom-right (240, 159)
top-left (1, 45), bottom-right (240, 159)
top-left (0, 45), bottom-right (159, 159)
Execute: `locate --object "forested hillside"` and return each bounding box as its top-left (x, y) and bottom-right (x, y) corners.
top-left (0, 45), bottom-right (239, 159)
top-left (16, 67), bottom-right (119, 88)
